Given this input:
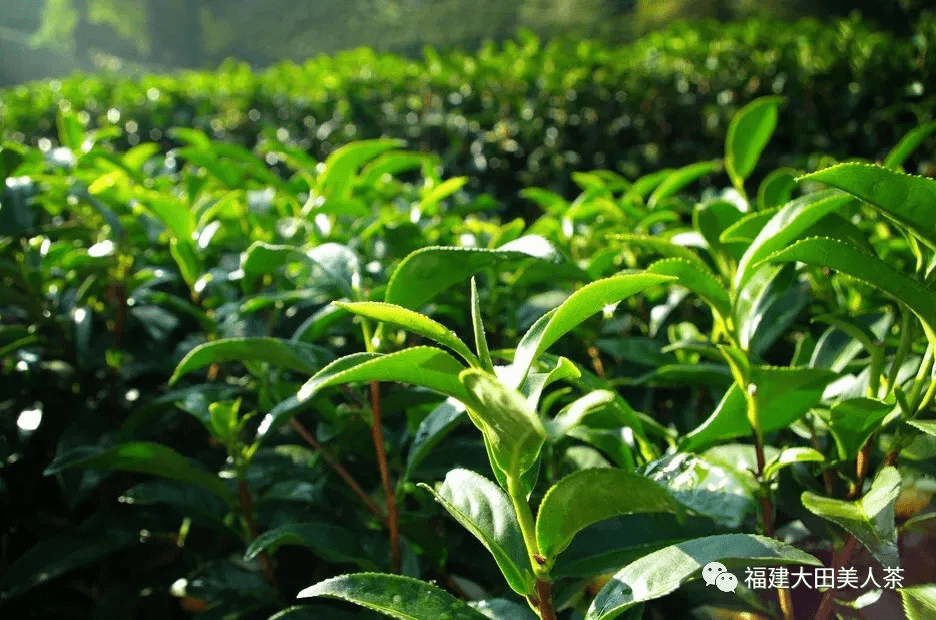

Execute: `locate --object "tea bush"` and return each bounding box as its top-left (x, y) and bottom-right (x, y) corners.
top-left (3, 71), bottom-right (936, 620)
top-left (1, 15), bottom-right (935, 222)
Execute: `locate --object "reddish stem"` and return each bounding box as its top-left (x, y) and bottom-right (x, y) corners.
top-left (370, 381), bottom-right (401, 574)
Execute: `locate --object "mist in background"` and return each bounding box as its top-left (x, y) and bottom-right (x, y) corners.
top-left (0, 0), bottom-right (929, 86)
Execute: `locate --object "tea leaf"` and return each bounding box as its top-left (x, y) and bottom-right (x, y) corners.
top-left (586, 534), bottom-right (821, 620)
top-left (725, 96), bottom-right (785, 191)
top-left (470, 278), bottom-right (494, 372)
top-left (826, 397), bottom-right (896, 461)
top-left (385, 240), bottom-right (559, 311)
top-left (420, 469), bottom-right (534, 596)
top-left (0, 525), bottom-right (137, 599)
top-left (737, 189), bottom-right (852, 289)
top-left (648, 160), bottom-right (721, 209)
top-left (616, 234), bottom-right (713, 276)
top-left (297, 573), bottom-right (488, 620)
top-left (647, 258), bottom-right (730, 320)
top-left (244, 523), bottom-right (364, 564)
top-left (899, 584), bottom-right (936, 620)
top-left (536, 469), bottom-right (682, 560)
top-left (801, 466), bottom-right (901, 568)
top-left (510, 273), bottom-right (673, 387)
top-left (318, 139), bottom-right (404, 199)
top-left (762, 447), bottom-right (825, 481)
top-left (907, 420), bottom-right (936, 436)
top-left (459, 369), bottom-right (547, 483)
top-left (337, 302), bottom-right (477, 365)
top-left (798, 164), bottom-right (936, 250)
top-left (767, 236), bottom-right (936, 345)
top-left (681, 366), bottom-right (835, 452)
top-left (298, 347), bottom-right (467, 402)
top-left (757, 167), bottom-right (798, 209)
top-left (44, 442), bottom-right (236, 506)
top-left (405, 398), bottom-right (466, 480)
top-left (883, 122), bottom-right (936, 170)
top-left (170, 337), bottom-right (334, 385)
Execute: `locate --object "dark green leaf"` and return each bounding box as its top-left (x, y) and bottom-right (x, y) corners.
top-left (405, 398), bottom-right (466, 480)
top-left (0, 525), bottom-right (137, 599)
top-left (680, 366), bottom-right (835, 452)
top-left (825, 397), bottom-right (896, 461)
top-left (245, 523), bottom-right (364, 564)
top-left (44, 442), bottom-right (236, 506)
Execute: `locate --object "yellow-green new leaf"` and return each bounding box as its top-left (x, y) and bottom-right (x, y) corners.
top-left (298, 347), bottom-right (467, 402)
top-left (725, 96), bottom-right (785, 191)
top-left (459, 369), bottom-right (546, 482)
top-left (510, 274), bottom-right (673, 387)
top-left (336, 301), bottom-right (478, 367)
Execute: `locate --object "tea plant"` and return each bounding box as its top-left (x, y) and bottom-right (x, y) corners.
top-left (2, 81), bottom-right (936, 620)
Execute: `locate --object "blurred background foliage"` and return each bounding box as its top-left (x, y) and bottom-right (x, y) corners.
top-left (0, 0), bottom-right (933, 84)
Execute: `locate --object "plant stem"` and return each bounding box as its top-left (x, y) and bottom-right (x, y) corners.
top-left (535, 580), bottom-right (558, 620)
top-left (238, 478), bottom-right (277, 587)
top-left (747, 389), bottom-right (791, 620)
top-left (369, 380), bottom-right (401, 574)
top-left (813, 536), bottom-right (858, 620)
top-left (288, 418), bottom-right (386, 523)
top-left (359, 316), bottom-right (402, 573)
top-left (507, 475), bottom-right (557, 620)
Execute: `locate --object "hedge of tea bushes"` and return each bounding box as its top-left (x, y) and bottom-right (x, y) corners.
top-left (1, 14), bottom-right (934, 220)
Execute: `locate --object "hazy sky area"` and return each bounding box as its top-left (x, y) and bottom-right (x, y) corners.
top-left (0, 0), bottom-right (927, 85)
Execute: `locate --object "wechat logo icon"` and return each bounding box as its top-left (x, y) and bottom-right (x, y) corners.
top-left (702, 561), bottom-right (738, 593)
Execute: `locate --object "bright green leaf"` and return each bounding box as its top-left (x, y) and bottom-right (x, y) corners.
top-left (298, 347), bottom-right (467, 402)
top-left (510, 274), bottom-right (673, 387)
top-left (798, 164), bottom-right (936, 251)
top-left (586, 534), bottom-right (820, 620)
top-left (336, 301), bottom-right (477, 366)
top-left (420, 469), bottom-right (534, 596)
top-left (536, 469), bottom-right (682, 560)
top-left (725, 96), bottom-right (785, 190)
top-left (385, 240), bottom-right (559, 311)
top-left (297, 573), bottom-right (488, 620)
top-left (801, 466), bottom-right (901, 568)
top-left (170, 338), bottom-right (334, 385)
